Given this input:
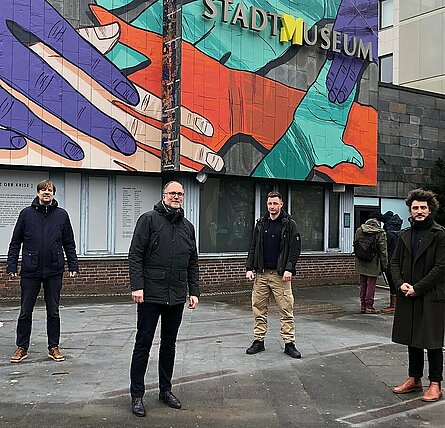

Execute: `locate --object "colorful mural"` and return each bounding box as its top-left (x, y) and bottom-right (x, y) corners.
top-left (0, 0), bottom-right (378, 185)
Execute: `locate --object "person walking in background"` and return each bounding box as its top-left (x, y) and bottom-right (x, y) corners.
top-left (354, 212), bottom-right (388, 314)
top-left (391, 189), bottom-right (445, 402)
top-left (381, 211), bottom-right (403, 314)
top-left (128, 181), bottom-right (199, 417)
top-left (245, 191), bottom-right (302, 358)
top-left (7, 179), bottom-right (78, 363)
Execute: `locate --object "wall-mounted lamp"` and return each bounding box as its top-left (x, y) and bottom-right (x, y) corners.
top-left (196, 172), bottom-right (208, 184)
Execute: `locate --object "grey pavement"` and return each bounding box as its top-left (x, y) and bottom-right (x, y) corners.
top-left (0, 284), bottom-right (444, 427)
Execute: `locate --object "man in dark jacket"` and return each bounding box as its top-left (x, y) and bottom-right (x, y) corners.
top-left (245, 191), bottom-right (302, 358)
top-left (391, 189), bottom-right (445, 402)
top-left (382, 211), bottom-right (403, 313)
top-left (7, 179), bottom-right (78, 363)
top-left (128, 181), bottom-right (199, 417)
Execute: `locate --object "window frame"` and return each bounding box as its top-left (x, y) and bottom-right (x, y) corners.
top-left (379, 0), bottom-right (394, 30)
top-left (379, 54), bottom-right (394, 83)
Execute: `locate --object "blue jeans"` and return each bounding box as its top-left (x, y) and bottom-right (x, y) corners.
top-left (130, 302), bottom-right (184, 398)
top-left (16, 275), bottom-right (63, 349)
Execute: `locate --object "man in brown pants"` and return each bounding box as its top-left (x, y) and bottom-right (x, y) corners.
top-left (245, 191), bottom-right (302, 358)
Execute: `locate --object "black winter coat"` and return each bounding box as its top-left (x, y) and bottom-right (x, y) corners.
top-left (391, 220), bottom-right (445, 349)
top-left (7, 197), bottom-right (78, 278)
top-left (246, 211), bottom-right (301, 276)
top-left (128, 201), bottom-right (199, 305)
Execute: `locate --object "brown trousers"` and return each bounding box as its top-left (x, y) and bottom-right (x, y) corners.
top-left (252, 270), bottom-right (295, 343)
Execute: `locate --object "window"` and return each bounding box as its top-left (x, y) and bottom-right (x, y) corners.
top-left (290, 184), bottom-right (324, 251)
top-left (379, 54), bottom-right (393, 83)
top-left (380, 0), bottom-right (393, 29)
top-left (199, 177), bottom-right (255, 253)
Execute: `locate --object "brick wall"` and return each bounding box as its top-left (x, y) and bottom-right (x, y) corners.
top-left (0, 254), bottom-right (357, 298)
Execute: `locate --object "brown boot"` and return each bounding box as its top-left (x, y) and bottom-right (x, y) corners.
top-left (392, 377), bottom-right (423, 394)
top-left (422, 382), bottom-right (443, 402)
top-left (364, 307), bottom-right (380, 314)
top-left (382, 295), bottom-right (396, 314)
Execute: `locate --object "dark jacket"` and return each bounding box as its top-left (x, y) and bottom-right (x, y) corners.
top-left (354, 219), bottom-right (388, 277)
top-left (7, 197), bottom-right (78, 278)
top-left (246, 211), bottom-right (301, 276)
top-left (128, 201), bottom-right (199, 305)
top-left (391, 219), bottom-right (445, 349)
top-left (383, 213), bottom-right (402, 266)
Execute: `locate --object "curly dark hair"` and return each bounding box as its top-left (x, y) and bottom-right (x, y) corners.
top-left (405, 188), bottom-right (439, 216)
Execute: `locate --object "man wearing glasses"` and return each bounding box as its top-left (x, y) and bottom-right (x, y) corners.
top-left (128, 181), bottom-right (199, 417)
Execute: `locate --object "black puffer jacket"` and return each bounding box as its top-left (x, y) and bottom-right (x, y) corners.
top-left (7, 197), bottom-right (78, 278)
top-left (246, 211), bottom-right (301, 276)
top-left (128, 201), bottom-right (199, 305)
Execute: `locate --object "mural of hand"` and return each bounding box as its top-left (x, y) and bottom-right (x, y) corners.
top-left (254, 62), bottom-right (364, 180)
top-left (0, 0), bottom-right (139, 161)
top-left (90, 5), bottom-right (225, 172)
top-left (326, 0), bottom-right (378, 103)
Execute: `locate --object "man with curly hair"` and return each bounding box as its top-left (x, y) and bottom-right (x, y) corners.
top-left (391, 189), bottom-right (445, 402)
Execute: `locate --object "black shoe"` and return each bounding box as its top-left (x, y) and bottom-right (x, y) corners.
top-left (159, 391), bottom-right (182, 409)
top-left (131, 397), bottom-right (146, 417)
top-left (284, 342), bottom-right (301, 359)
top-left (246, 340), bottom-right (265, 354)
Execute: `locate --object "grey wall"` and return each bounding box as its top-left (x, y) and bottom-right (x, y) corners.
top-left (356, 83), bottom-right (445, 199)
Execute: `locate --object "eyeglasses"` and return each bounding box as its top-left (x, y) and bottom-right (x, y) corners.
top-left (164, 191), bottom-right (184, 197)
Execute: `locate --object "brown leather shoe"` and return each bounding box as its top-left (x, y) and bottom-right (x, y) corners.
top-left (48, 346), bottom-right (65, 361)
top-left (392, 377), bottom-right (423, 394)
top-left (10, 347), bottom-right (28, 363)
top-left (422, 382), bottom-right (443, 402)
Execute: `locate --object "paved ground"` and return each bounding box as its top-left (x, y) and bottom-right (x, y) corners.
top-left (0, 284), bottom-right (444, 427)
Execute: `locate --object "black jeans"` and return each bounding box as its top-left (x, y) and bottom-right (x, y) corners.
top-left (384, 268), bottom-right (397, 295)
top-left (408, 346), bottom-right (444, 382)
top-left (16, 275), bottom-right (63, 350)
top-left (130, 302), bottom-right (184, 398)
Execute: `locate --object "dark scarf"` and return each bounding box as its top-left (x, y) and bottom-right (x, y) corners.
top-left (160, 201), bottom-right (184, 224)
top-left (411, 215), bottom-right (434, 260)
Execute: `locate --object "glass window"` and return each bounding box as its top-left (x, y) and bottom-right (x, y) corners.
top-left (200, 177), bottom-right (255, 253)
top-left (379, 55), bottom-right (393, 83)
top-left (380, 0), bottom-right (394, 29)
top-left (328, 191), bottom-right (340, 248)
top-left (290, 184), bottom-right (324, 251)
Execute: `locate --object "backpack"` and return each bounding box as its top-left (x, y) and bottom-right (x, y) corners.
top-left (353, 232), bottom-right (377, 262)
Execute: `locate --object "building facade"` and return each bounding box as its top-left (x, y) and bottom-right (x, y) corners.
top-left (2, 0), bottom-right (433, 297)
top-left (379, 0), bottom-right (445, 94)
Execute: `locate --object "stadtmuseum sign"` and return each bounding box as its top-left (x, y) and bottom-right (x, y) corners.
top-left (202, 0), bottom-right (374, 62)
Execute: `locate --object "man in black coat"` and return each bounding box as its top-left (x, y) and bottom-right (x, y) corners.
top-left (381, 211), bottom-right (403, 313)
top-left (391, 189), bottom-right (445, 402)
top-left (245, 191), bottom-right (302, 359)
top-left (128, 181), bottom-right (199, 417)
top-left (7, 179), bottom-right (78, 363)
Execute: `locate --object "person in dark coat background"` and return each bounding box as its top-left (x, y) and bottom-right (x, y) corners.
top-left (354, 212), bottom-right (388, 314)
top-left (381, 211), bottom-right (403, 313)
top-left (391, 189), bottom-right (445, 402)
top-left (128, 181), bottom-right (199, 417)
top-left (7, 179), bottom-right (78, 363)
